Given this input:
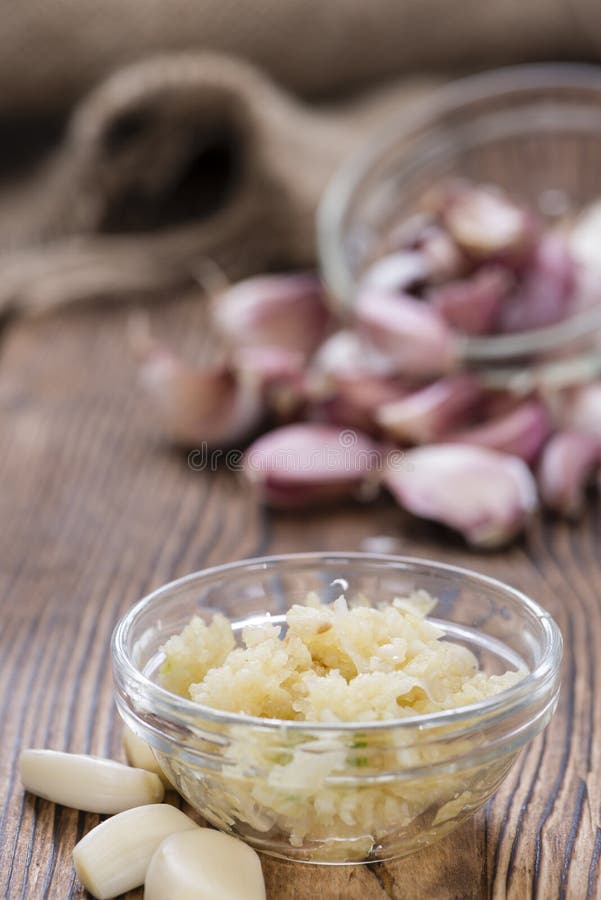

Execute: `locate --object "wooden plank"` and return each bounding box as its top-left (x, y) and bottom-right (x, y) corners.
top-left (0, 297), bottom-right (599, 898)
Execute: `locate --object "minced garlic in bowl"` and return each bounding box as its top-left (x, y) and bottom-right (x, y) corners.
top-left (160, 592), bottom-right (523, 722)
top-left (112, 554), bottom-right (561, 863)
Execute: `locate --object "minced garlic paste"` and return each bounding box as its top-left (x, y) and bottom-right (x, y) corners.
top-left (160, 591), bottom-right (522, 721)
top-left (158, 591), bottom-right (525, 859)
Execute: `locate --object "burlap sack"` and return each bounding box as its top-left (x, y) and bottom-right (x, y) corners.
top-left (1, 0), bottom-right (599, 111)
top-left (0, 55), bottom-right (435, 314)
top-left (0, 0), bottom-right (599, 315)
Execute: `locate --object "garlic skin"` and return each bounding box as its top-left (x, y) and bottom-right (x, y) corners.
top-left (355, 290), bottom-right (457, 377)
top-left (19, 749), bottom-right (164, 814)
top-left (450, 400), bottom-right (552, 465)
top-left (244, 423), bottom-right (380, 508)
top-left (144, 829), bottom-right (266, 900)
top-left (376, 376), bottom-right (482, 444)
top-left (385, 444), bottom-right (537, 547)
top-left (73, 804), bottom-right (199, 899)
top-left (538, 430), bottom-right (599, 518)
top-left (212, 273), bottom-right (330, 357)
top-left (122, 726), bottom-right (172, 789)
top-left (139, 348), bottom-right (264, 448)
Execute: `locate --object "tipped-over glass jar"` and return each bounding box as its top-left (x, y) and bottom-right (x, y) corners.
top-left (318, 64), bottom-right (601, 393)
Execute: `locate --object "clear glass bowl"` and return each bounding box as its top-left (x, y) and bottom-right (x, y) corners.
top-left (318, 64), bottom-right (601, 384)
top-left (112, 553), bottom-right (561, 864)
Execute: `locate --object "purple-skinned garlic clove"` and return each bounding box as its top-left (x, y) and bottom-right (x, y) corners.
top-left (211, 273), bottom-right (331, 357)
top-left (569, 200), bottom-right (601, 274)
top-left (312, 376), bottom-right (409, 434)
top-left (557, 381), bottom-right (601, 440)
top-left (361, 251), bottom-right (430, 294)
top-left (380, 215), bottom-right (466, 284)
top-left (427, 179), bottom-right (536, 265)
top-left (538, 430), bottom-right (599, 518)
top-left (138, 346), bottom-right (264, 448)
top-left (355, 290), bottom-right (458, 377)
top-left (235, 345), bottom-right (308, 420)
top-left (449, 400), bottom-right (552, 465)
top-left (428, 265), bottom-right (512, 335)
top-left (376, 375), bottom-right (483, 444)
top-left (309, 330), bottom-right (408, 432)
top-left (244, 423), bottom-right (381, 508)
top-left (384, 443), bottom-right (537, 547)
top-left (498, 233), bottom-right (576, 333)
top-left (414, 224), bottom-right (467, 284)
top-left (311, 330), bottom-right (399, 383)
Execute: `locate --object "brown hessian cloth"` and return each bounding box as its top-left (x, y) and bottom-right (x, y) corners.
top-left (0, 0), bottom-right (599, 315)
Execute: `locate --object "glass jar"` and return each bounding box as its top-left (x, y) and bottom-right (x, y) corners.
top-left (318, 64), bottom-right (601, 391)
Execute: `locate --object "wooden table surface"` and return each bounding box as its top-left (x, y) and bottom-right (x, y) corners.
top-left (1, 295), bottom-right (600, 900)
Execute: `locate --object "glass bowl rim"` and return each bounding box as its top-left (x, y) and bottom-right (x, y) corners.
top-left (317, 62), bottom-right (601, 363)
top-left (112, 552), bottom-right (562, 734)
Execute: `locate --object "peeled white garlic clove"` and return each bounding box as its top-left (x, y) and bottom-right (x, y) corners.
top-left (144, 828), bottom-right (266, 900)
top-left (355, 290), bottom-right (458, 377)
top-left (384, 443), bottom-right (537, 547)
top-left (73, 803), bottom-right (199, 899)
top-left (211, 273), bottom-right (331, 357)
top-left (449, 400), bottom-right (552, 464)
top-left (498, 234), bottom-right (575, 333)
top-left (122, 726), bottom-right (172, 789)
top-left (19, 749), bottom-right (164, 814)
top-left (244, 423), bottom-right (380, 507)
top-left (428, 265), bottom-right (512, 335)
top-left (138, 347), bottom-right (264, 448)
top-left (376, 375), bottom-right (483, 443)
top-left (538, 430), bottom-right (599, 518)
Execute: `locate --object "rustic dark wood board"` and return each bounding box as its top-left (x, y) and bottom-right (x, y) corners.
top-left (0, 297), bottom-right (599, 899)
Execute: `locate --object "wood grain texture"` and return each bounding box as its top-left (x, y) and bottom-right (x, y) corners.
top-left (0, 296), bottom-right (599, 899)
